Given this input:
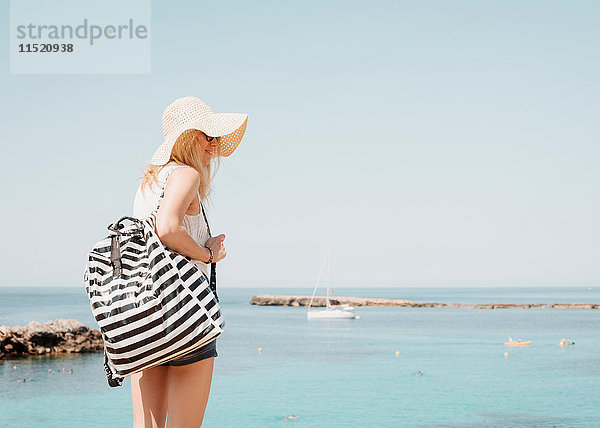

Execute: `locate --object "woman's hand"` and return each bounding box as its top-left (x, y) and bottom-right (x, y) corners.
top-left (205, 234), bottom-right (227, 263)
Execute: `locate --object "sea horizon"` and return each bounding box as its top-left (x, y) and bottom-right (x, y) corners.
top-left (0, 284), bottom-right (596, 289)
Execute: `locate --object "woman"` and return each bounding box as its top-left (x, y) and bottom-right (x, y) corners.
top-left (131, 96), bottom-right (248, 427)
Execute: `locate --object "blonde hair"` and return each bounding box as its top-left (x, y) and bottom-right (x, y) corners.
top-left (138, 129), bottom-right (221, 203)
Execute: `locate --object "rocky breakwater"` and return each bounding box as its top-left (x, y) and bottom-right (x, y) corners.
top-left (249, 295), bottom-right (600, 309)
top-left (0, 319), bottom-right (104, 360)
top-left (250, 295), bottom-right (420, 307)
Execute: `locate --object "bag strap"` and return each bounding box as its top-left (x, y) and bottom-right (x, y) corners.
top-left (102, 334), bottom-right (123, 387)
top-left (150, 166), bottom-right (177, 218)
top-left (199, 200), bottom-right (218, 302)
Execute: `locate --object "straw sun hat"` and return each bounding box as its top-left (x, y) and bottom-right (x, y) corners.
top-left (150, 96), bottom-right (248, 166)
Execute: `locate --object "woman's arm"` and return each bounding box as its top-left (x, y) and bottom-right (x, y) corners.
top-left (154, 167), bottom-right (212, 263)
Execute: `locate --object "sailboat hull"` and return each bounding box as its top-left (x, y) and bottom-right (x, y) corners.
top-left (307, 309), bottom-right (356, 320)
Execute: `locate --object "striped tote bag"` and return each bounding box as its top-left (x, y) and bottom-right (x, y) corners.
top-left (83, 189), bottom-right (225, 387)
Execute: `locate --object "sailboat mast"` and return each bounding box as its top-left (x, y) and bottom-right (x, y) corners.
top-left (308, 245), bottom-right (329, 310)
top-left (326, 241), bottom-right (331, 309)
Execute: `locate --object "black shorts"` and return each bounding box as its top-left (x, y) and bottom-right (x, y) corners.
top-left (159, 339), bottom-right (218, 366)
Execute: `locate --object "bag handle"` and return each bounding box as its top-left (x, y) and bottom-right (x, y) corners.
top-left (108, 216), bottom-right (145, 234)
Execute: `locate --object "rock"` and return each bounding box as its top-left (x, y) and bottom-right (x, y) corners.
top-left (0, 319), bottom-right (104, 360)
top-left (75, 335), bottom-right (88, 344)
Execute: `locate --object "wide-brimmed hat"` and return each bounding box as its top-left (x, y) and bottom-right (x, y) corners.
top-left (150, 96), bottom-right (248, 166)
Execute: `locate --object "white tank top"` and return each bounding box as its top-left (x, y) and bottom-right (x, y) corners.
top-left (132, 162), bottom-right (211, 278)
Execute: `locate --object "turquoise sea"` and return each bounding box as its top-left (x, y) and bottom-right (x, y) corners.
top-left (1, 286), bottom-right (599, 427)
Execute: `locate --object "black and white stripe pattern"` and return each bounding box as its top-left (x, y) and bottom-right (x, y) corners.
top-left (83, 212), bottom-right (225, 387)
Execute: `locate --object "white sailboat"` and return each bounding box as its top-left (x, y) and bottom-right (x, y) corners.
top-left (307, 243), bottom-right (358, 320)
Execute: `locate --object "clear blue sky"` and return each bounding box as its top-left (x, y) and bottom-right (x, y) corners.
top-left (1, 0), bottom-right (598, 288)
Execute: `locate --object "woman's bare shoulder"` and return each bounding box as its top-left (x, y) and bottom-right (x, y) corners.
top-left (165, 165), bottom-right (201, 188)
